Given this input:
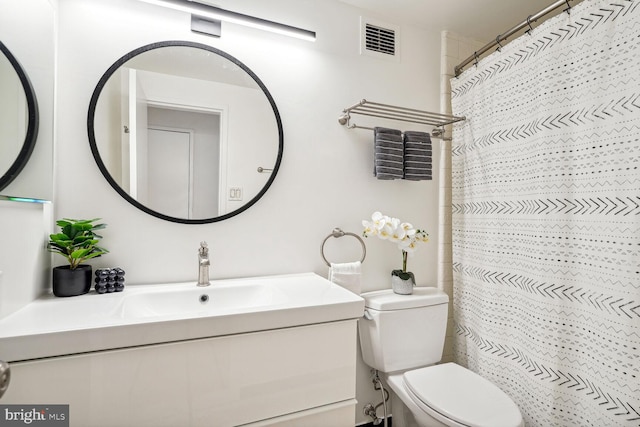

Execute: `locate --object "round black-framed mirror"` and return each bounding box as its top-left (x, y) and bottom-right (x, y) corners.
top-left (0, 40), bottom-right (39, 192)
top-left (88, 41), bottom-right (283, 224)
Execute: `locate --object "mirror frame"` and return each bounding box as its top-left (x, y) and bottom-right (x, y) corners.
top-left (0, 41), bottom-right (39, 192)
top-left (87, 40), bottom-right (283, 224)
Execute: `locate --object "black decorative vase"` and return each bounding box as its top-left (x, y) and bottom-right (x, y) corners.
top-left (52, 265), bottom-right (92, 297)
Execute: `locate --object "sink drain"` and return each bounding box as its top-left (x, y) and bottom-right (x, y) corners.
top-left (199, 294), bottom-right (209, 304)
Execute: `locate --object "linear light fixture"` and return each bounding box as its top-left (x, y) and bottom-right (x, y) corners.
top-left (138, 0), bottom-right (316, 41)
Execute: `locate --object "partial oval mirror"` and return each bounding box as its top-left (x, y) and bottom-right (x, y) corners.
top-left (88, 41), bottom-right (283, 224)
top-left (0, 41), bottom-right (39, 192)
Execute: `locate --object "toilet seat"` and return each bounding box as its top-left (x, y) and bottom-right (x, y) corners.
top-left (403, 363), bottom-right (522, 427)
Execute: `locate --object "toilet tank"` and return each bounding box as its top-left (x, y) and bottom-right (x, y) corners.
top-left (358, 287), bottom-right (449, 373)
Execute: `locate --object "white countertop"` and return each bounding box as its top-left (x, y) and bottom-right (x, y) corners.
top-left (0, 272), bottom-right (364, 362)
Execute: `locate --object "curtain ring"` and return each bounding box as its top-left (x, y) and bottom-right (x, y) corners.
top-left (563, 0), bottom-right (571, 14)
top-left (496, 35), bottom-right (503, 51)
top-left (526, 15), bottom-right (534, 35)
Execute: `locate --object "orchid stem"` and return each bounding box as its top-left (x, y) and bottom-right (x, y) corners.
top-left (402, 250), bottom-right (407, 272)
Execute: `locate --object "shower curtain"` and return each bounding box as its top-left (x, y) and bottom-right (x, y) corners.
top-left (450, 1), bottom-right (640, 425)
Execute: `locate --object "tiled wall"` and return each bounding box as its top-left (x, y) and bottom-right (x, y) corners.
top-left (438, 31), bottom-right (484, 363)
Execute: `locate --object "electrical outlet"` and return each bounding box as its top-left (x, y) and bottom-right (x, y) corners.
top-left (229, 187), bottom-right (243, 201)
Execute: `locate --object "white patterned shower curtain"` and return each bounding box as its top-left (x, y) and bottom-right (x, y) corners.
top-left (450, 1), bottom-right (640, 425)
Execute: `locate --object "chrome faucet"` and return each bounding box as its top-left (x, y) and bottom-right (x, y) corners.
top-left (197, 241), bottom-right (211, 286)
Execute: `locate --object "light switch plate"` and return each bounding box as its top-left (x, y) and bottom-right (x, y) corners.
top-left (229, 187), bottom-right (243, 201)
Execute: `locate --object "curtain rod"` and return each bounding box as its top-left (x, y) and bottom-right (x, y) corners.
top-left (454, 0), bottom-right (580, 76)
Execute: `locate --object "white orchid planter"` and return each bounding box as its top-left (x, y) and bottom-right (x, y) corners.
top-left (391, 270), bottom-right (415, 295)
top-left (362, 212), bottom-right (428, 295)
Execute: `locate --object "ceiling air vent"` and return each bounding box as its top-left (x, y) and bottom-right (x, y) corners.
top-left (361, 17), bottom-right (400, 62)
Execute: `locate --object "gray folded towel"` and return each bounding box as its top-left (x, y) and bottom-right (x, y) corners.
top-left (403, 131), bottom-right (432, 181)
top-left (374, 127), bottom-right (404, 180)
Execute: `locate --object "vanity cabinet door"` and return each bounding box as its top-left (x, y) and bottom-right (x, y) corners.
top-left (3, 320), bottom-right (357, 426)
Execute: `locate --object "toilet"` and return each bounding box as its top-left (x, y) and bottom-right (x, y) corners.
top-left (358, 287), bottom-right (524, 427)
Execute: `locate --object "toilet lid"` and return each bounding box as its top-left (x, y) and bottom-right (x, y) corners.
top-left (403, 363), bottom-right (522, 427)
top-left (361, 287), bottom-right (448, 310)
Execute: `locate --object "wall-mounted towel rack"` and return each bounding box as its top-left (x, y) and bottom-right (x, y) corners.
top-left (338, 99), bottom-right (465, 140)
top-left (321, 228), bottom-right (366, 267)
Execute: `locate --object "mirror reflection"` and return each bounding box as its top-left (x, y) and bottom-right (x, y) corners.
top-left (0, 41), bottom-right (38, 192)
top-left (89, 41), bottom-right (282, 223)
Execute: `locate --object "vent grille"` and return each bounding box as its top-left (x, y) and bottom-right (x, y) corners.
top-left (365, 23), bottom-right (396, 56)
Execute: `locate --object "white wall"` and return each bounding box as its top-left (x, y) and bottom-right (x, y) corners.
top-left (54, 0), bottom-right (442, 424)
top-left (57, 0), bottom-right (442, 290)
top-left (0, 200), bottom-right (52, 320)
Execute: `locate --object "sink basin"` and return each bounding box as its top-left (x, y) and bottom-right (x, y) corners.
top-left (121, 282), bottom-right (287, 318)
top-left (0, 273), bottom-right (364, 362)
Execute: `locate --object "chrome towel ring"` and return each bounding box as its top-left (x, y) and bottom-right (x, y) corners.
top-left (321, 228), bottom-right (367, 267)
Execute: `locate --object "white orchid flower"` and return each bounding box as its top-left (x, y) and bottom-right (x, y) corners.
top-left (389, 216), bottom-right (401, 229)
top-left (398, 236), bottom-right (413, 248)
top-left (362, 220), bottom-right (378, 237)
top-left (401, 223), bottom-right (416, 236)
top-left (371, 211), bottom-right (388, 231)
top-left (378, 223), bottom-right (394, 240)
top-left (371, 211), bottom-right (383, 221)
top-left (362, 212), bottom-right (429, 272)
top-left (389, 226), bottom-right (407, 243)
top-left (399, 240), bottom-right (418, 253)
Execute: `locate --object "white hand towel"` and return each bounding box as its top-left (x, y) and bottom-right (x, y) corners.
top-left (328, 261), bottom-right (362, 295)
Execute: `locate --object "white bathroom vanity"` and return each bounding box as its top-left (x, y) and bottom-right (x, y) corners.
top-left (0, 273), bottom-right (364, 426)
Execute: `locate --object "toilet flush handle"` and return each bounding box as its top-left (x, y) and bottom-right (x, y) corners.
top-left (363, 310), bottom-right (374, 320)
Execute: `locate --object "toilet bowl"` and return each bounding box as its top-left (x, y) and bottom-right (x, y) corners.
top-left (358, 288), bottom-right (523, 427)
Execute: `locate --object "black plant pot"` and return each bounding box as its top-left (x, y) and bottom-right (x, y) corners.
top-left (52, 265), bottom-right (92, 297)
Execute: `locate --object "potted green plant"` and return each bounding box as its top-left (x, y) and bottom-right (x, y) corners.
top-left (47, 218), bottom-right (108, 297)
top-left (362, 211), bottom-right (429, 295)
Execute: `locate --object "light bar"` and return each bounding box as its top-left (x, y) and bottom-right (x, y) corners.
top-left (138, 0), bottom-right (316, 41)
